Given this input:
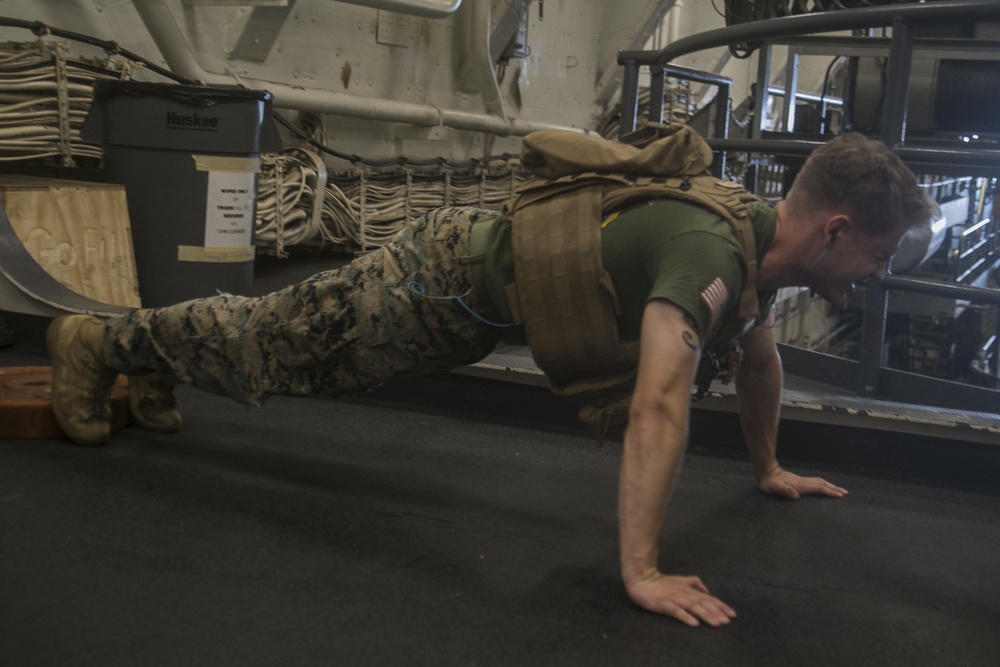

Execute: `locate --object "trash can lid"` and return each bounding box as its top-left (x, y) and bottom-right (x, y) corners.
top-left (92, 80), bottom-right (274, 106)
top-left (83, 79), bottom-right (283, 153)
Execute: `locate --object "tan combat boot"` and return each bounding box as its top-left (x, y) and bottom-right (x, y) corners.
top-left (129, 374), bottom-right (182, 433)
top-left (46, 315), bottom-right (119, 446)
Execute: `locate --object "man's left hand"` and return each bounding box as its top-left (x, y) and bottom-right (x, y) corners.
top-left (757, 467), bottom-right (848, 500)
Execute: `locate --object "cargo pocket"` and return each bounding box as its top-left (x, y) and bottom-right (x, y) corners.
top-left (353, 245), bottom-right (407, 348)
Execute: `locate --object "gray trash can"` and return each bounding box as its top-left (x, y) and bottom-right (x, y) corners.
top-left (82, 81), bottom-right (283, 307)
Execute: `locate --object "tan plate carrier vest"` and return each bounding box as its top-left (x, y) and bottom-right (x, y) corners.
top-left (502, 171), bottom-right (765, 440)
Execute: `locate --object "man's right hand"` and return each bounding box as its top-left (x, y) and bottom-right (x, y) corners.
top-left (618, 301), bottom-right (736, 628)
top-left (625, 572), bottom-right (737, 627)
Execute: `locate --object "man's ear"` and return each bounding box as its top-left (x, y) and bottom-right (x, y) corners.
top-left (823, 215), bottom-right (851, 244)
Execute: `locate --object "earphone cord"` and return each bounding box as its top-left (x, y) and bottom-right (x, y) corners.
top-left (406, 281), bottom-right (517, 328)
top-left (806, 241), bottom-right (832, 269)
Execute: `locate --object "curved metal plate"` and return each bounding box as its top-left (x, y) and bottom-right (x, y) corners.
top-left (0, 204), bottom-right (133, 318)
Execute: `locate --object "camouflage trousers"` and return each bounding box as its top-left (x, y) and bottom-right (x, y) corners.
top-left (103, 207), bottom-right (504, 405)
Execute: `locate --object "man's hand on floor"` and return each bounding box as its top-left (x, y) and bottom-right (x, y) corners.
top-left (626, 572), bottom-right (737, 627)
top-left (758, 467), bottom-right (848, 500)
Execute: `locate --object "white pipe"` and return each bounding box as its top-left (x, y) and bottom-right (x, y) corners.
top-left (471, 0), bottom-right (507, 120)
top-left (328, 0), bottom-right (462, 19)
top-left (131, 0), bottom-right (584, 137)
top-left (667, 0), bottom-right (683, 45)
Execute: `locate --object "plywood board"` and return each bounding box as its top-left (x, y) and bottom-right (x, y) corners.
top-left (0, 176), bottom-right (141, 308)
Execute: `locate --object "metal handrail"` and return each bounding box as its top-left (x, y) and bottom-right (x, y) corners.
top-left (618, 0), bottom-right (1000, 66)
top-left (698, 139), bottom-right (1000, 172)
top-left (615, 0), bottom-right (1000, 407)
top-left (617, 0), bottom-right (1000, 136)
top-left (881, 275), bottom-right (1000, 305)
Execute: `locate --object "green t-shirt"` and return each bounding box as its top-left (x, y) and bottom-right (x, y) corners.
top-left (601, 198), bottom-right (776, 339)
top-left (470, 198), bottom-right (776, 343)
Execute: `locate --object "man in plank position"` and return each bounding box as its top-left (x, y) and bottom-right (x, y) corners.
top-left (47, 130), bottom-right (932, 627)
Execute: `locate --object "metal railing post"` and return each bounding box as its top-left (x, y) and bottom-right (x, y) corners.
top-left (857, 279), bottom-right (889, 396)
top-left (782, 48), bottom-right (800, 132)
top-left (857, 16), bottom-right (914, 397)
top-left (620, 60), bottom-right (641, 136)
top-left (751, 43), bottom-right (772, 140)
top-left (649, 66), bottom-right (666, 125)
top-left (713, 81), bottom-right (731, 177)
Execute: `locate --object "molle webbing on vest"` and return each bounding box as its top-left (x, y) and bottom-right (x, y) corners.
top-left (507, 179), bottom-right (636, 394)
top-left (504, 172), bottom-right (763, 397)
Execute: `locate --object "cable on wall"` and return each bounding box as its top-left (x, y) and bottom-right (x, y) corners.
top-left (0, 19), bottom-right (532, 255)
top-left (255, 146), bottom-right (527, 255)
top-left (0, 39), bottom-right (134, 166)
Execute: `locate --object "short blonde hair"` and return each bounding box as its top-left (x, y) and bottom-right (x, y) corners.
top-left (786, 133), bottom-right (933, 237)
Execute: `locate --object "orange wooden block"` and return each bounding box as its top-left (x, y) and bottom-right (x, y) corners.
top-left (0, 366), bottom-right (130, 439)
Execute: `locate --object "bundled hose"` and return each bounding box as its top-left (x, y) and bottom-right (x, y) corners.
top-left (0, 21), bottom-right (531, 256)
top-left (0, 40), bottom-right (134, 166)
top-left (256, 147), bottom-right (527, 255)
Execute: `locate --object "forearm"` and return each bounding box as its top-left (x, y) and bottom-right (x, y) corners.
top-left (736, 355), bottom-right (783, 481)
top-left (613, 300), bottom-right (737, 625)
top-left (618, 406), bottom-right (688, 584)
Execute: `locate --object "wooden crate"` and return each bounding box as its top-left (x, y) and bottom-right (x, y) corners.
top-left (0, 176), bottom-right (141, 308)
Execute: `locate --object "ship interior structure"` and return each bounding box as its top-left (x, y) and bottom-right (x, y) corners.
top-left (0, 1), bottom-right (998, 664)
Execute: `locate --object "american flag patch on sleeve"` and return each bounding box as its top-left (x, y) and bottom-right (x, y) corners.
top-left (699, 277), bottom-right (729, 328)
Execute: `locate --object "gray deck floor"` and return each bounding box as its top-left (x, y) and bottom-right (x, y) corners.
top-left (2, 251), bottom-right (999, 666)
top-left (2, 338), bottom-right (1000, 666)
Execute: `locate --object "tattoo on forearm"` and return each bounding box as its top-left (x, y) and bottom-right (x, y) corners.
top-left (682, 313), bottom-right (699, 351)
